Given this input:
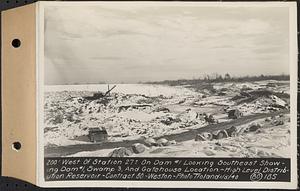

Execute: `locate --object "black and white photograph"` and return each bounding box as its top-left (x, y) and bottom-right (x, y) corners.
top-left (42, 2), bottom-right (295, 159)
top-left (1, 1), bottom-right (297, 188)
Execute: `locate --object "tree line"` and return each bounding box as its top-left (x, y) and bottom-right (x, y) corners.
top-left (147, 74), bottom-right (289, 86)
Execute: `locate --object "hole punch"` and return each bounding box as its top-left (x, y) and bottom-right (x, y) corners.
top-left (11, 39), bottom-right (21, 48)
top-left (12, 142), bottom-right (21, 151)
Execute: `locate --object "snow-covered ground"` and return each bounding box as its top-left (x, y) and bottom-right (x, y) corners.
top-left (45, 84), bottom-right (199, 98)
top-left (69, 114), bottom-right (290, 158)
top-left (44, 80), bottom-right (290, 157)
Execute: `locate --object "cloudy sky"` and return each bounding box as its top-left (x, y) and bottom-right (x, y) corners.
top-left (44, 3), bottom-right (290, 85)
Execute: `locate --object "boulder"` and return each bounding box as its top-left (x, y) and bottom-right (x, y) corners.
top-left (153, 107), bottom-right (170, 113)
top-left (195, 134), bottom-right (206, 141)
top-left (257, 149), bottom-right (271, 157)
top-left (228, 109), bottom-right (243, 119)
top-left (225, 126), bottom-right (237, 137)
top-left (195, 132), bottom-right (213, 141)
top-left (169, 140), bottom-right (177, 145)
top-left (272, 120), bottom-right (284, 126)
top-left (265, 117), bottom-right (271, 122)
top-left (66, 113), bottom-right (74, 122)
top-left (212, 130), bottom-right (228, 140)
top-left (179, 110), bottom-right (198, 122)
top-left (212, 130), bottom-right (220, 139)
top-left (241, 85), bottom-right (252, 91)
top-left (108, 147), bottom-right (133, 157)
top-left (203, 149), bottom-right (216, 156)
top-left (156, 138), bottom-right (169, 146)
top-left (132, 143), bottom-right (146, 154)
top-left (249, 123), bottom-right (261, 132)
top-left (216, 130), bottom-right (228, 139)
top-left (204, 114), bottom-right (218, 124)
top-left (144, 138), bottom-right (157, 147)
top-left (218, 92), bottom-right (226, 96)
top-left (269, 95), bottom-right (286, 109)
top-left (255, 129), bottom-right (265, 134)
top-left (160, 116), bottom-right (181, 126)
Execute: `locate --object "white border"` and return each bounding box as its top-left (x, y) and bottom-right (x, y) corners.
top-left (36, 1), bottom-right (298, 189)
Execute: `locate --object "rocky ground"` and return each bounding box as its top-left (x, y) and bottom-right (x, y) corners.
top-left (67, 114), bottom-right (290, 158)
top-left (44, 80), bottom-right (290, 158)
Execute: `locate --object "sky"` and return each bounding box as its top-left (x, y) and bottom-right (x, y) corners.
top-left (44, 3), bottom-right (290, 85)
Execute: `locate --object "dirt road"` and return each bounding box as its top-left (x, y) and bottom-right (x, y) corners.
top-left (44, 110), bottom-right (288, 157)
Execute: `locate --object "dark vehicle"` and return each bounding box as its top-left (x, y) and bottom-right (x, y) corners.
top-left (88, 127), bottom-right (108, 142)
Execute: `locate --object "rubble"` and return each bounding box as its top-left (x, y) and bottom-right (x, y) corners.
top-left (108, 147), bottom-right (133, 157)
top-left (52, 115), bottom-right (63, 124)
top-left (118, 104), bottom-right (152, 112)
